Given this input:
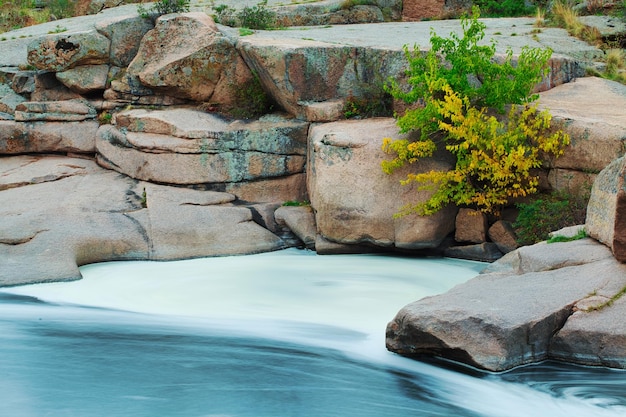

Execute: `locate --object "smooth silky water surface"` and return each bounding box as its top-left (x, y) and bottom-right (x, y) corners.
top-left (1, 249), bottom-right (625, 417)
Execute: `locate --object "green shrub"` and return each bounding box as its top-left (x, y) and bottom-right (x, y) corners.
top-left (473, 0), bottom-right (534, 17)
top-left (514, 190), bottom-right (589, 245)
top-left (382, 7), bottom-right (569, 216)
top-left (138, 0), bottom-right (190, 19)
top-left (46, 0), bottom-right (75, 20)
top-left (238, 0), bottom-right (276, 30)
top-left (213, 1), bottom-right (276, 30)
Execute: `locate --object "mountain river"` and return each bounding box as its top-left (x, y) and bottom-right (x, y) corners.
top-left (1, 249), bottom-right (625, 417)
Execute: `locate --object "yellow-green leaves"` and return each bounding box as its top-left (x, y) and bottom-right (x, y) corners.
top-left (382, 8), bottom-right (569, 216)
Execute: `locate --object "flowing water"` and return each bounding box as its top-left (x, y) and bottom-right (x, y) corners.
top-left (1, 249), bottom-right (625, 417)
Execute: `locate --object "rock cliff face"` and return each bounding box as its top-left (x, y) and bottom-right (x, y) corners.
top-left (1, 9), bottom-right (623, 265)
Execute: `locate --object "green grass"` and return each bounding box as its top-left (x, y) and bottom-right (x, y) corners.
top-left (547, 228), bottom-right (587, 243)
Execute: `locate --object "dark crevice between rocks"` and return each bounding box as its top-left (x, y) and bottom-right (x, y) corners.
top-left (122, 212), bottom-right (151, 254)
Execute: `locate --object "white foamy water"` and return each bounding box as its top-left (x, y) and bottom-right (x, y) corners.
top-left (3, 249), bottom-right (483, 352)
top-left (1, 249), bottom-right (625, 417)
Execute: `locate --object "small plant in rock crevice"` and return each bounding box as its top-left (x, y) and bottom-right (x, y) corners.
top-left (137, 0), bottom-right (190, 20)
top-left (282, 200), bottom-right (310, 206)
top-left (98, 111), bottom-right (113, 125)
top-left (343, 90), bottom-right (393, 119)
top-left (514, 189), bottom-right (589, 245)
top-left (587, 48), bottom-right (626, 84)
top-left (547, 228), bottom-right (587, 243)
top-left (221, 71), bottom-right (274, 119)
top-left (549, 1), bottom-right (602, 44)
top-left (213, 1), bottom-right (277, 30)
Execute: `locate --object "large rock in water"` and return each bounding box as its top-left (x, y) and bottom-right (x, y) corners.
top-left (96, 108), bottom-right (308, 199)
top-left (386, 238), bottom-right (626, 371)
top-left (126, 12), bottom-right (253, 105)
top-left (586, 156), bottom-right (626, 262)
top-left (0, 155), bottom-right (286, 286)
top-left (308, 118), bottom-right (456, 249)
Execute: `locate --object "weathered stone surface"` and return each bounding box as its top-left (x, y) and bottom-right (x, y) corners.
top-left (586, 156), bottom-right (626, 262)
top-left (0, 84), bottom-right (26, 115)
top-left (488, 220), bottom-right (519, 254)
top-left (402, 0), bottom-right (447, 21)
top-left (11, 71), bottom-right (36, 94)
top-left (547, 167), bottom-right (596, 193)
top-left (238, 38), bottom-right (405, 119)
top-left (102, 87), bottom-right (185, 106)
top-left (539, 77), bottom-right (626, 174)
top-left (96, 109), bottom-right (308, 185)
top-left (75, 0), bottom-right (136, 16)
top-left (0, 155), bottom-right (287, 285)
top-left (386, 247), bottom-right (626, 371)
top-left (127, 13), bottom-right (253, 104)
top-left (534, 56), bottom-right (587, 92)
top-left (0, 120), bottom-right (98, 154)
top-left (222, 173), bottom-right (307, 203)
top-left (275, 205), bottom-right (317, 249)
top-left (551, 265), bottom-right (626, 369)
top-left (549, 224), bottom-right (586, 240)
top-left (0, 155), bottom-right (149, 285)
top-left (272, 2), bottom-right (389, 27)
top-left (14, 100), bottom-right (97, 122)
top-left (482, 238), bottom-right (613, 275)
top-left (145, 184), bottom-right (286, 259)
top-left (327, 5), bottom-right (384, 24)
top-left (314, 234), bottom-right (378, 255)
top-left (454, 208), bottom-right (487, 243)
top-left (301, 99), bottom-right (345, 122)
top-left (27, 30), bottom-right (111, 72)
top-left (308, 118), bottom-right (457, 249)
top-left (96, 14), bottom-right (154, 67)
top-left (56, 64), bottom-right (110, 94)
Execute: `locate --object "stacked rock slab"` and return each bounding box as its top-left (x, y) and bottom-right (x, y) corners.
top-left (96, 108), bottom-right (309, 202)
